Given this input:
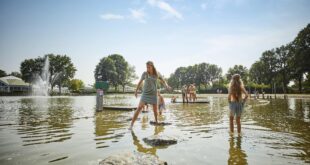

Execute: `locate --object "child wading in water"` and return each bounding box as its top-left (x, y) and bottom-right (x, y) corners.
top-left (228, 74), bottom-right (248, 134)
top-left (158, 91), bottom-right (166, 115)
top-left (129, 61), bottom-right (171, 130)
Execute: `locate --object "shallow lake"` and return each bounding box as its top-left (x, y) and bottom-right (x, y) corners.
top-left (0, 95), bottom-right (309, 164)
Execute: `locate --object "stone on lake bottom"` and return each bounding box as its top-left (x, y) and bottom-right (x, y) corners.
top-left (143, 135), bottom-right (177, 146)
top-left (149, 121), bottom-right (172, 126)
top-left (99, 151), bottom-right (167, 165)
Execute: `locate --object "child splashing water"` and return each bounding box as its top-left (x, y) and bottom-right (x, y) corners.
top-left (129, 61), bottom-right (171, 130)
top-left (228, 74), bottom-right (248, 134)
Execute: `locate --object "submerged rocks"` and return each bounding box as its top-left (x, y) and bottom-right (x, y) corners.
top-left (99, 151), bottom-right (167, 165)
top-left (143, 135), bottom-right (177, 146)
top-left (149, 121), bottom-right (172, 126)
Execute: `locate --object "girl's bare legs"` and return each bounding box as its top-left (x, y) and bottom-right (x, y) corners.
top-left (152, 104), bottom-right (158, 124)
top-left (236, 116), bottom-right (241, 133)
top-left (129, 101), bottom-right (145, 129)
top-left (230, 112), bottom-right (234, 133)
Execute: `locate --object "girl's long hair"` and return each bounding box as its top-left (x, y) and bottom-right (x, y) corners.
top-left (146, 61), bottom-right (158, 78)
top-left (229, 74), bottom-right (244, 102)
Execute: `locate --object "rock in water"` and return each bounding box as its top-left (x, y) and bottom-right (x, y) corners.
top-left (149, 121), bottom-right (172, 126)
top-left (143, 135), bottom-right (177, 146)
top-left (99, 151), bottom-right (167, 165)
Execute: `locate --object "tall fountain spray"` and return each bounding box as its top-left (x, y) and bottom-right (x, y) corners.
top-left (32, 57), bottom-right (50, 96)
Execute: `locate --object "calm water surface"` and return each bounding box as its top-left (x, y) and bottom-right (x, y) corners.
top-left (0, 95), bottom-right (309, 164)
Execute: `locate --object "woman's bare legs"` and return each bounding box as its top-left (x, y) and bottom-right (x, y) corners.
top-left (236, 116), bottom-right (241, 134)
top-left (230, 112), bottom-right (234, 133)
top-left (129, 101), bottom-right (145, 129)
top-left (152, 104), bottom-right (158, 124)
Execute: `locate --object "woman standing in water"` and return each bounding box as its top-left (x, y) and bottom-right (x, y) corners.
top-left (228, 74), bottom-right (248, 134)
top-left (129, 61), bottom-right (171, 130)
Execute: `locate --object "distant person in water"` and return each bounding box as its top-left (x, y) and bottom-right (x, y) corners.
top-left (129, 61), bottom-right (171, 130)
top-left (192, 83), bottom-right (197, 102)
top-left (171, 96), bottom-right (177, 103)
top-left (158, 91), bottom-right (166, 115)
top-left (181, 85), bottom-right (188, 103)
top-left (141, 104), bottom-right (149, 112)
top-left (228, 74), bottom-right (248, 134)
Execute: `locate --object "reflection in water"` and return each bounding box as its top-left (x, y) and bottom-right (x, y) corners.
top-left (171, 97), bottom-right (226, 136)
top-left (228, 135), bottom-right (247, 165)
top-left (132, 124), bottom-right (165, 156)
top-left (250, 98), bottom-right (310, 162)
top-left (17, 97), bottom-right (74, 146)
top-left (94, 110), bottom-right (126, 149)
top-left (0, 95), bottom-right (309, 164)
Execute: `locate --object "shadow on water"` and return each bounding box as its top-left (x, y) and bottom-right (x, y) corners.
top-left (17, 97), bottom-right (74, 146)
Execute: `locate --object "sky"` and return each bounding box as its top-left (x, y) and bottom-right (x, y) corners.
top-left (0, 0), bottom-right (310, 86)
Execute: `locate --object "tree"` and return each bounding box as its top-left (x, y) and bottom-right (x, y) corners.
top-left (69, 79), bottom-right (85, 92)
top-left (109, 54), bottom-right (129, 91)
top-left (274, 45), bottom-right (293, 93)
top-left (48, 54), bottom-right (76, 93)
top-left (9, 72), bottom-right (22, 78)
top-left (208, 64), bottom-right (222, 85)
top-left (249, 61), bottom-right (265, 84)
top-left (0, 69), bottom-right (7, 77)
top-left (20, 58), bottom-right (43, 83)
top-left (259, 50), bottom-right (278, 89)
top-left (94, 54), bottom-right (137, 92)
top-left (290, 24), bottom-right (310, 93)
top-left (226, 65), bottom-right (249, 84)
top-left (122, 65), bottom-right (138, 92)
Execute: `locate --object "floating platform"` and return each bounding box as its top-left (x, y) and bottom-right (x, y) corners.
top-left (172, 101), bottom-right (210, 104)
top-left (102, 106), bottom-right (137, 111)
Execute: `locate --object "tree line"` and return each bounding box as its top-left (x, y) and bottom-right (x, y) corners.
top-left (168, 23), bottom-right (310, 94)
top-left (19, 54), bottom-right (77, 93)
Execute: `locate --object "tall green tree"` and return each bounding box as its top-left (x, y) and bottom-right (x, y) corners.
top-left (94, 54), bottom-right (136, 92)
top-left (109, 54), bottom-right (128, 91)
top-left (226, 65), bottom-right (249, 84)
top-left (290, 24), bottom-right (310, 93)
top-left (48, 54), bottom-right (76, 93)
top-left (208, 64), bottom-right (222, 85)
top-left (0, 69), bottom-right (7, 77)
top-left (274, 45), bottom-right (293, 93)
top-left (20, 58), bottom-right (43, 83)
top-left (122, 65), bottom-right (138, 92)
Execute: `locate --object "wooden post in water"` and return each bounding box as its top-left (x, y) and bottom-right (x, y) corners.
top-left (96, 89), bottom-right (103, 111)
top-left (95, 81), bottom-right (109, 111)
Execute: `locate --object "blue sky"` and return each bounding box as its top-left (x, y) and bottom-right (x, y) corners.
top-left (0, 0), bottom-right (309, 86)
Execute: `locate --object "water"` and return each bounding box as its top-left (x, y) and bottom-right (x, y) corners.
top-left (0, 95), bottom-right (309, 164)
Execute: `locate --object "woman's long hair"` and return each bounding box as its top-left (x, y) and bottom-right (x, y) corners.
top-left (146, 61), bottom-right (158, 78)
top-left (229, 74), bottom-right (244, 102)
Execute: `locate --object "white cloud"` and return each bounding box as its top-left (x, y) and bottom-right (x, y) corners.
top-left (100, 14), bottom-right (124, 20)
top-left (129, 9), bottom-right (146, 23)
top-left (147, 0), bottom-right (183, 20)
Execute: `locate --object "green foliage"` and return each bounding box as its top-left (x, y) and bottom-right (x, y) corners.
top-left (20, 54), bottom-right (76, 94)
top-left (0, 69), bottom-right (7, 77)
top-left (226, 65), bottom-right (249, 84)
top-left (69, 79), bottom-right (84, 92)
top-left (94, 54), bottom-right (137, 92)
top-left (168, 63), bottom-right (223, 91)
top-left (48, 54), bottom-right (76, 92)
